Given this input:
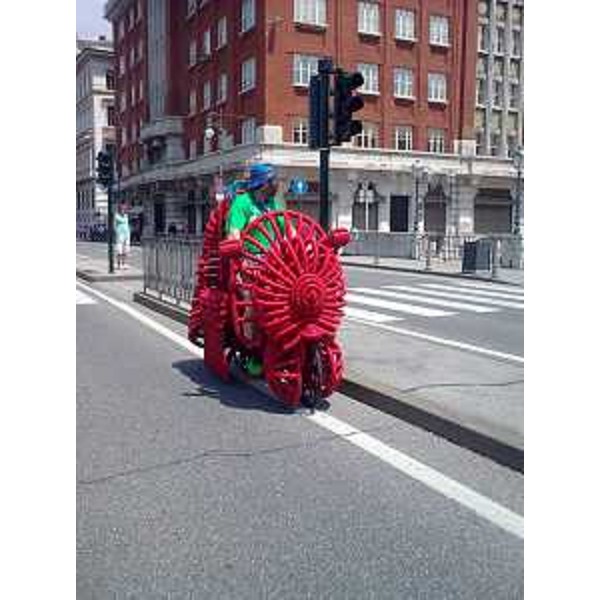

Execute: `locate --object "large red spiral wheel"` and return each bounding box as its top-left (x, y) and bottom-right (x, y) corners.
top-left (234, 210), bottom-right (347, 407)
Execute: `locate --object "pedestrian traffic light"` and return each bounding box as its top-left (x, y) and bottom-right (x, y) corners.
top-left (96, 150), bottom-right (114, 188)
top-left (332, 71), bottom-right (364, 145)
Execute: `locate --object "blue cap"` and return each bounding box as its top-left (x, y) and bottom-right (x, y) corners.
top-left (246, 163), bottom-right (277, 191)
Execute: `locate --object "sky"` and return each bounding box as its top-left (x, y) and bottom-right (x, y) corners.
top-left (77, 0), bottom-right (111, 40)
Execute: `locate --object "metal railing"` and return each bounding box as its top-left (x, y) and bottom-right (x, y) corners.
top-left (142, 235), bottom-right (204, 305)
top-left (344, 231), bottom-right (524, 269)
top-left (141, 230), bottom-right (523, 303)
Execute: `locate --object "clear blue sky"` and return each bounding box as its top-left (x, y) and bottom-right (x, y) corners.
top-left (77, 0), bottom-right (112, 40)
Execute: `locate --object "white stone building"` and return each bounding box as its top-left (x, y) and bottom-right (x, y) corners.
top-left (76, 37), bottom-right (116, 235)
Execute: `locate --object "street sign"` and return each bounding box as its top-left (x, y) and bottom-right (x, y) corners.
top-left (290, 178), bottom-right (309, 195)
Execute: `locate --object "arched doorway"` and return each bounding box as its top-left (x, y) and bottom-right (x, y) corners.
top-left (352, 182), bottom-right (381, 230)
top-left (424, 181), bottom-right (447, 234)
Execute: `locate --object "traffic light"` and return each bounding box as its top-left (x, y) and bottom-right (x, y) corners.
top-left (96, 150), bottom-right (114, 188)
top-left (332, 71), bottom-right (365, 145)
top-left (309, 73), bottom-right (329, 150)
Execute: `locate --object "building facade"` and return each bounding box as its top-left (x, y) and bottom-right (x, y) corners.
top-left (76, 37), bottom-right (117, 234)
top-left (474, 0), bottom-right (524, 158)
top-left (105, 0), bottom-right (524, 237)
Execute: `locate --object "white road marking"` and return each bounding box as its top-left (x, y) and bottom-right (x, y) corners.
top-left (344, 306), bottom-right (402, 323)
top-left (76, 253), bottom-right (93, 260)
top-left (423, 283), bottom-right (524, 301)
top-left (385, 286), bottom-right (524, 310)
top-left (76, 289), bottom-right (96, 305)
top-left (345, 316), bottom-right (524, 364)
top-left (76, 282), bottom-right (204, 359)
top-left (76, 280), bottom-right (522, 540)
top-left (346, 293), bottom-right (454, 318)
top-left (306, 411), bottom-right (524, 539)
top-left (424, 280), bottom-right (524, 295)
top-left (351, 287), bottom-right (499, 314)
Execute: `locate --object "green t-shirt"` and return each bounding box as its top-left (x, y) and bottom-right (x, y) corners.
top-left (226, 191), bottom-right (286, 253)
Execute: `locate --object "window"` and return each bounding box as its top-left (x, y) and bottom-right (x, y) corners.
top-left (138, 39), bottom-right (143, 62)
top-left (118, 19), bottom-right (125, 40)
top-left (119, 55), bottom-right (125, 74)
top-left (493, 58), bottom-right (503, 79)
top-left (139, 79), bottom-right (144, 100)
top-left (358, 63), bottom-right (379, 94)
top-left (493, 80), bottom-right (503, 107)
top-left (240, 57), bottom-right (256, 93)
top-left (512, 6), bottom-right (523, 28)
top-left (106, 71), bottom-right (115, 90)
top-left (354, 123), bottom-right (378, 148)
top-left (203, 81), bottom-right (211, 110)
top-left (495, 26), bottom-right (505, 54)
top-left (107, 105), bottom-right (116, 126)
top-left (358, 2), bottom-right (380, 35)
top-left (130, 47), bottom-right (135, 68)
top-left (429, 15), bottom-right (449, 46)
top-left (241, 118), bottom-right (256, 145)
top-left (189, 39), bottom-right (197, 66)
top-left (292, 120), bottom-right (308, 145)
top-left (477, 57), bottom-right (486, 78)
top-left (475, 130), bottom-right (484, 155)
top-left (217, 16), bottom-right (227, 48)
top-left (395, 9), bottom-right (416, 41)
top-left (202, 29), bottom-right (211, 57)
top-left (393, 68), bottom-right (414, 99)
top-left (395, 126), bottom-right (413, 151)
top-left (217, 73), bottom-right (227, 104)
top-left (241, 0), bottom-right (255, 33)
top-left (132, 83), bottom-right (137, 104)
top-left (427, 73), bottom-right (447, 102)
top-left (137, 0), bottom-right (142, 21)
top-left (293, 54), bottom-right (320, 86)
top-left (509, 83), bottom-right (519, 109)
top-left (512, 30), bottom-right (521, 57)
top-left (478, 24), bottom-right (489, 52)
top-left (490, 133), bottom-right (500, 156)
top-left (507, 135), bottom-right (517, 159)
top-left (509, 60), bottom-right (520, 81)
top-left (496, 2), bottom-right (506, 23)
top-left (427, 128), bottom-right (445, 153)
top-left (476, 78), bottom-right (486, 105)
top-left (294, 0), bottom-right (327, 27)
top-left (189, 89), bottom-right (197, 114)
top-left (478, 0), bottom-right (489, 19)
top-left (189, 139), bottom-right (197, 158)
top-left (187, 0), bottom-right (196, 17)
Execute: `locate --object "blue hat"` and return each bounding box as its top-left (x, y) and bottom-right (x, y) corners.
top-left (246, 163), bottom-right (277, 191)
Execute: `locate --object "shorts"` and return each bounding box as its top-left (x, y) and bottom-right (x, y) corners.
top-left (116, 239), bottom-right (130, 255)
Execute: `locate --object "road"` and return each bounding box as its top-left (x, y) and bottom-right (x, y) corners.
top-left (77, 279), bottom-right (523, 598)
top-left (76, 241), bottom-right (523, 358)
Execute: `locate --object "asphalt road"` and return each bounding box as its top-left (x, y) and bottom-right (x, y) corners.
top-left (77, 281), bottom-right (523, 599)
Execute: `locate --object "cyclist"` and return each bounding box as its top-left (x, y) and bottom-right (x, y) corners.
top-left (225, 163), bottom-right (286, 377)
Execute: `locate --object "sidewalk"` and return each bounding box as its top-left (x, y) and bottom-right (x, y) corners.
top-left (341, 255), bottom-right (524, 287)
top-left (76, 254), bottom-right (143, 283)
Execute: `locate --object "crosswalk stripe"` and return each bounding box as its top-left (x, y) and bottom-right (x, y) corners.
top-left (351, 287), bottom-right (499, 314)
top-left (344, 306), bottom-right (403, 323)
top-left (385, 285), bottom-right (523, 310)
top-left (76, 289), bottom-right (96, 305)
top-left (346, 293), bottom-right (454, 318)
top-left (423, 283), bottom-right (524, 300)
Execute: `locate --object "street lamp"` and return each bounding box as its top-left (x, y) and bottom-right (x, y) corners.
top-left (412, 160), bottom-right (429, 234)
top-left (512, 147), bottom-right (524, 235)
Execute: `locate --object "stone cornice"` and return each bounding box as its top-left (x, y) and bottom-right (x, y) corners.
top-left (117, 143), bottom-right (519, 190)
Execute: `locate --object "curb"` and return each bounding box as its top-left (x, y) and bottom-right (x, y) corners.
top-left (132, 291), bottom-right (523, 472)
top-left (77, 268), bottom-right (144, 283)
top-left (340, 260), bottom-right (523, 287)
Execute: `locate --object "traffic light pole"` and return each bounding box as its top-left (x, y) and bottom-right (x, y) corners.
top-left (107, 182), bottom-right (115, 274)
top-left (317, 58), bottom-right (333, 231)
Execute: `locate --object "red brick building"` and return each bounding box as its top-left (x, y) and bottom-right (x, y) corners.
top-left (106, 0), bottom-right (521, 236)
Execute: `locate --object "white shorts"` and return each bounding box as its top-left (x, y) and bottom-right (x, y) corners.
top-left (116, 239), bottom-right (130, 255)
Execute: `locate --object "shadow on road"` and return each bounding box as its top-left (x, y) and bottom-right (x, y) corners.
top-left (172, 358), bottom-right (294, 415)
